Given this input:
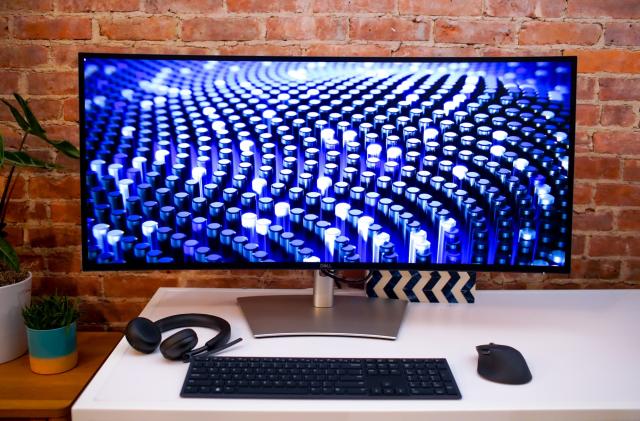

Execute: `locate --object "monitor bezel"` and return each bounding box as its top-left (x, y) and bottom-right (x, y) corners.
top-left (79, 53), bottom-right (577, 273)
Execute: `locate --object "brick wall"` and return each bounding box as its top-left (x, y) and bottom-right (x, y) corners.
top-left (1, 0), bottom-right (638, 330)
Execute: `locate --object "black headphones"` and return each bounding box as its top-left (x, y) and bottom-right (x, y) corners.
top-left (125, 313), bottom-right (242, 362)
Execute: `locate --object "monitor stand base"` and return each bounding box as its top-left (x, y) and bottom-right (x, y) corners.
top-left (237, 271), bottom-right (407, 340)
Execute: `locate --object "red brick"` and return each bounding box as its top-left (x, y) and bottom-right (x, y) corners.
top-left (593, 131), bottom-right (640, 155)
top-left (568, 0), bottom-right (640, 18)
top-left (350, 17), bottom-right (431, 42)
top-left (576, 103), bottom-right (600, 127)
top-left (18, 251), bottom-right (46, 272)
top-left (572, 234), bottom-right (586, 256)
top-left (103, 273), bottom-right (179, 298)
top-left (14, 17), bottom-right (92, 40)
top-left (574, 129), bottom-right (592, 153)
top-left (305, 43), bottom-right (392, 57)
top-left (485, 0), bottom-right (564, 17)
top-left (626, 238), bottom-right (640, 258)
top-left (50, 200), bottom-right (81, 223)
top-left (0, 0), bottom-right (53, 11)
top-left (394, 45), bottom-right (478, 57)
top-left (145, 0), bottom-right (222, 13)
top-left (482, 46), bottom-right (563, 57)
top-left (314, 0), bottom-right (394, 13)
top-left (80, 299), bottom-right (146, 324)
top-left (47, 249), bottom-right (82, 273)
top-left (0, 45), bottom-right (49, 68)
top-left (41, 123), bottom-right (79, 146)
top-left (623, 260), bottom-right (640, 282)
top-left (100, 17), bottom-right (178, 41)
top-left (573, 182), bottom-right (593, 205)
top-left (434, 19), bottom-right (515, 45)
top-left (594, 183), bottom-right (640, 206)
top-left (599, 78), bottom-right (640, 101)
top-left (219, 44), bottom-right (303, 56)
top-left (4, 201), bottom-right (46, 224)
top-left (576, 76), bottom-right (597, 101)
top-left (51, 44), bottom-right (132, 68)
top-left (520, 22), bottom-right (601, 46)
top-left (228, 0), bottom-right (306, 12)
top-left (267, 17), bottom-right (346, 41)
top-left (573, 209), bottom-right (614, 231)
top-left (574, 156), bottom-right (620, 180)
top-left (5, 227), bottom-right (24, 247)
top-left (33, 273), bottom-right (101, 297)
top-left (185, 270), bottom-right (273, 288)
top-left (565, 49), bottom-right (640, 74)
top-left (28, 226), bottom-right (81, 248)
top-left (0, 17), bottom-right (7, 38)
top-left (182, 17), bottom-right (260, 41)
top-left (601, 105), bottom-right (637, 128)
top-left (624, 160), bottom-right (640, 181)
top-left (27, 71), bottom-right (77, 95)
top-left (0, 174), bottom-right (27, 200)
top-left (399, 0), bottom-right (482, 15)
top-left (0, 71), bottom-right (20, 94)
top-left (589, 235), bottom-right (627, 257)
top-left (618, 209), bottom-right (640, 231)
top-left (605, 22), bottom-right (640, 47)
top-left (60, 98), bottom-right (78, 123)
top-left (571, 258), bottom-right (620, 279)
top-left (28, 175), bottom-right (80, 199)
top-left (58, 0), bottom-right (139, 11)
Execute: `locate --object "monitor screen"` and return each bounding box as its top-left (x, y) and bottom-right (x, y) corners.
top-left (80, 54), bottom-right (576, 272)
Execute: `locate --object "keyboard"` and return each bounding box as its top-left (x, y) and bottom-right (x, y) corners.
top-left (181, 356), bottom-right (461, 399)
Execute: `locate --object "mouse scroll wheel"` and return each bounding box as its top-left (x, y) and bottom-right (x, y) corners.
top-left (480, 348), bottom-right (491, 355)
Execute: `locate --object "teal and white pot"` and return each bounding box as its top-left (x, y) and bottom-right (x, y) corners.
top-left (0, 273), bottom-right (32, 364)
top-left (26, 321), bottom-right (78, 374)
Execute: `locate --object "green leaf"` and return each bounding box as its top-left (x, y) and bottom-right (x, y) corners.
top-left (1, 99), bottom-right (29, 133)
top-left (30, 132), bottom-right (80, 159)
top-left (0, 236), bottom-right (19, 271)
top-left (5, 150), bottom-right (56, 169)
top-left (14, 93), bottom-right (45, 136)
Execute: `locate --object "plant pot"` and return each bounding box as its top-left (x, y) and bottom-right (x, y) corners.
top-left (26, 321), bottom-right (78, 375)
top-left (0, 272), bottom-right (32, 364)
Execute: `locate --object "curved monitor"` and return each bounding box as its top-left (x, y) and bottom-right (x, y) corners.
top-left (80, 54), bottom-right (576, 272)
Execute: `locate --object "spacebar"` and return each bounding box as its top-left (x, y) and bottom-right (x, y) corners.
top-left (235, 387), bottom-right (309, 395)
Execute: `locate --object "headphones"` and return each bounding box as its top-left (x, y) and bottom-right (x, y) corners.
top-left (125, 313), bottom-right (242, 362)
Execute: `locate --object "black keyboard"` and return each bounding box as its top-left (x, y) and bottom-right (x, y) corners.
top-left (181, 357), bottom-right (461, 399)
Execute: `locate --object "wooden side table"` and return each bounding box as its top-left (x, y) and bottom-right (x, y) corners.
top-left (0, 332), bottom-right (122, 421)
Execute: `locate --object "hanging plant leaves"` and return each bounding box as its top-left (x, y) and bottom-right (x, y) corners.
top-left (0, 99), bottom-right (29, 133)
top-left (0, 236), bottom-right (19, 271)
top-left (14, 94), bottom-right (45, 136)
top-left (5, 150), bottom-right (56, 169)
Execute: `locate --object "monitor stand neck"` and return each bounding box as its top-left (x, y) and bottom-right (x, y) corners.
top-left (313, 270), bottom-right (334, 308)
top-left (237, 270), bottom-right (408, 340)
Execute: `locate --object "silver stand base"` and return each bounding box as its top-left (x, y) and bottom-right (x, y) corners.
top-left (238, 294), bottom-right (407, 340)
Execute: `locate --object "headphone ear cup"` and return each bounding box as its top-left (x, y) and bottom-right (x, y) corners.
top-left (125, 317), bottom-right (161, 354)
top-left (160, 329), bottom-right (198, 361)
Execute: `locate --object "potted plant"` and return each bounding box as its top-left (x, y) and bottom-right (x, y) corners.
top-left (22, 295), bottom-right (80, 374)
top-left (0, 94), bottom-right (80, 363)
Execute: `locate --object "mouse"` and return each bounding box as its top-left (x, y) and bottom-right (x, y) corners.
top-left (476, 343), bottom-right (532, 385)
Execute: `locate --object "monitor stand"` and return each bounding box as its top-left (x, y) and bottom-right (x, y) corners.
top-left (237, 271), bottom-right (407, 340)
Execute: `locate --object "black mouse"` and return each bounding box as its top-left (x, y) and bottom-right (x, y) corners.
top-left (476, 343), bottom-right (532, 385)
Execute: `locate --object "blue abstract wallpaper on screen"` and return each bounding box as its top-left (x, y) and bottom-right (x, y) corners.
top-left (81, 57), bottom-right (574, 269)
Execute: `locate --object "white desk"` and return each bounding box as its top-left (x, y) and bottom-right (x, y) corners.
top-left (73, 288), bottom-right (640, 421)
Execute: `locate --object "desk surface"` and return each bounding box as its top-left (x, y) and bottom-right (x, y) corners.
top-left (0, 331), bottom-right (121, 420)
top-left (73, 288), bottom-right (640, 421)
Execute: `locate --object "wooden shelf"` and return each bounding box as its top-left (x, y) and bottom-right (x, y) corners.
top-left (0, 331), bottom-right (122, 420)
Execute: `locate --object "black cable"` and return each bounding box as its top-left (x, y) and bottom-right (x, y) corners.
top-left (320, 269), bottom-right (373, 288)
